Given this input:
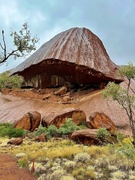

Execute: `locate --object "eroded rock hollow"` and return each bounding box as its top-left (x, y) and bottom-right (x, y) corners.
top-left (11, 27), bottom-right (122, 88)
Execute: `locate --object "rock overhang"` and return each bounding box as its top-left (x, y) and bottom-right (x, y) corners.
top-left (11, 27), bottom-right (123, 88)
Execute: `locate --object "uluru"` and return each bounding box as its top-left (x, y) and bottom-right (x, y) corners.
top-left (11, 27), bottom-right (122, 88)
top-left (1, 27), bottom-right (134, 136)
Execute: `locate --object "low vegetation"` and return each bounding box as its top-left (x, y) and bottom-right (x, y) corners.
top-left (0, 120), bottom-right (135, 180)
top-left (0, 123), bottom-right (27, 138)
top-left (0, 136), bottom-right (135, 180)
top-left (103, 62), bottom-right (135, 145)
top-left (0, 71), bottom-right (24, 91)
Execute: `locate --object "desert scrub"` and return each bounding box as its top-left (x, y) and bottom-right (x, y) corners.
top-left (33, 118), bottom-right (81, 139)
top-left (60, 175), bottom-right (75, 180)
top-left (116, 143), bottom-right (135, 159)
top-left (62, 160), bottom-right (76, 173)
top-left (0, 71), bottom-right (24, 91)
top-left (85, 145), bottom-right (110, 159)
top-left (45, 145), bottom-right (83, 159)
top-left (58, 118), bottom-right (81, 136)
top-left (74, 152), bottom-right (90, 163)
top-left (129, 170), bottom-right (135, 180)
top-left (110, 170), bottom-right (127, 180)
top-left (72, 166), bottom-right (96, 180)
top-left (95, 128), bottom-right (112, 145)
top-left (1, 138), bottom-right (135, 179)
top-left (17, 157), bottom-right (29, 167)
top-left (32, 125), bottom-right (59, 139)
top-left (46, 169), bottom-right (67, 180)
top-left (0, 123), bottom-right (27, 138)
top-left (7, 138), bottom-right (83, 161)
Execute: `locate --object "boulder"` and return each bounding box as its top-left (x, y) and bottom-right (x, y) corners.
top-left (71, 129), bottom-right (99, 145)
top-left (7, 138), bottom-right (23, 145)
top-left (42, 108), bottom-right (86, 128)
top-left (14, 111), bottom-right (41, 131)
top-left (34, 133), bottom-right (47, 142)
top-left (71, 129), bottom-right (117, 145)
top-left (87, 112), bottom-right (116, 132)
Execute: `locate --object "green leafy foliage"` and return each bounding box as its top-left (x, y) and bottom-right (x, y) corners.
top-left (102, 82), bottom-right (135, 110)
top-left (0, 23), bottom-right (39, 64)
top-left (32, 118), bottom-right (81, 139)
top-left (116, 132), bottom-right (126, 143)
top-left (0, 71), bottom-right (24, 91)
top-left (95, 128), bottom-right (111, 145)
top-left (10, 23), bottom-right (39, 58)
top-left (33, 125), bottom-right (58, 139)
top-left (102, 62), bottom-right (135, 145)
top-left (58, 118), bottom-right (81, 135)
top-left (120, 62), bottom-right (135, 79)
top-left (0, 123), bottom-right (26, 138)
top-left (116, 143), bottom-right (135, 159)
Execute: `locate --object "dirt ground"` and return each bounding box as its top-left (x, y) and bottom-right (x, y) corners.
top-left (0, 153), bottom-right (36, 180)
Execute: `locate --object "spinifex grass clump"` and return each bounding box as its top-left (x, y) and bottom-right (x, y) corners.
top-left (0, 136), bottom-right (135, 179)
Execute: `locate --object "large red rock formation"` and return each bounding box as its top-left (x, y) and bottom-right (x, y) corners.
top-left (42, 108), bottom-right (86, 128)
top-left (14, 111), bottom-right (41, 131)
top-left (71, 129), bottom-right (98, 145)
top-left (87, 112), bottom-right (116, 132)
top-left (11, 27), bottom-right (122, 88)
top-left (71, 129), bottom-right (117, 145)
top-left (0, 79), bottom-right (134, 135)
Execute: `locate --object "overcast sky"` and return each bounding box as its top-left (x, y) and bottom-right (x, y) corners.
top-left (0, 0), bottom-right (135, 73)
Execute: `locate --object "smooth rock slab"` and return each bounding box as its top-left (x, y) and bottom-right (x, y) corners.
top-left (42, 108), bottom-right (86, 128)
top-left (14, 111), bottom-right (41, 131)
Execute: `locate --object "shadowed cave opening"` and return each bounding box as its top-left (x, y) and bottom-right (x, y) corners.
top-left (16, 59), bottom-right (122, 91)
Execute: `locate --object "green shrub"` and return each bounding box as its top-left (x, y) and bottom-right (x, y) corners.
top-left (95, 128), bottom-right (111, 145)
top-left (0, 123), bottom-right (26, 138)
top-left (116, 143), bottom-right (135, 159)
top-left (0, 71), bottom-right (24, 91)
top-left (46, 125), bottom-right (59, 139)
top-left (58, 118), bottom-right (81, 136)
top-left (7, 128), bottom-right (26, 138)
top-left (33, 125), bottom-right (59, 139)
top-left (116, 132), bottom-right (126, 143)
top-left (33, 126), bottom-right (48, 136)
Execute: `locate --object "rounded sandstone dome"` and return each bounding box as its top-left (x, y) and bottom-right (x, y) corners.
top-left (11, 27), bottom-right (122, 88)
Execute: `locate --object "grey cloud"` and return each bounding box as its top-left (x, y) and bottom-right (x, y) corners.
top-left (0, 0), bottom-right (135, 73)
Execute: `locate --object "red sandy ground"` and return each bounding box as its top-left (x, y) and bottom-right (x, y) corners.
top-left (0, 153), bottom-right (36, 180)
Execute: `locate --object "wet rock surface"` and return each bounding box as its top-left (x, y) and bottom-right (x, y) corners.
top-left (7, 138), bottom-right (23, 145)
top-left (42, 108), bottom-right (86, 128)
top-left (11, 27), bottom-right (122, 88)
top-left (88, 112), bottom-right (116, 132)
top-left (14, 111), bottom-right (41, 131)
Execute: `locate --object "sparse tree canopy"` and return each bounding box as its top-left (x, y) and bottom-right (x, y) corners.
top-left (103, 62), bottom-right (135, 145)
top-left (0, 23), bottom-right (39, 64)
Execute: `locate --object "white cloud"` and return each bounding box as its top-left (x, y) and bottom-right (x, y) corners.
top-left (0, 0), bottom-right (24, 27)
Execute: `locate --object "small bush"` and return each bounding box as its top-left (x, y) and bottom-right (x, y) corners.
top-left (46, 125), bottom-right (59, 139)
top-left (116, 143), bottom-right (135, 159)
top-left (116, 132), bottom-right (125, 143)
top-left (0, 71), bottom-right (24, 91)
top-left (58, 118), bottom-right (81, 136)
top-left (74, 152), bottom-right (90, 163)
top-left (95, 128), bottom-right (111, 145)
top-left (33, 125), bottom-right (59, 139)
top-left (33, 126), bottom-right (48, 136)
top-left (0, 123), bottom-right (26, 138)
